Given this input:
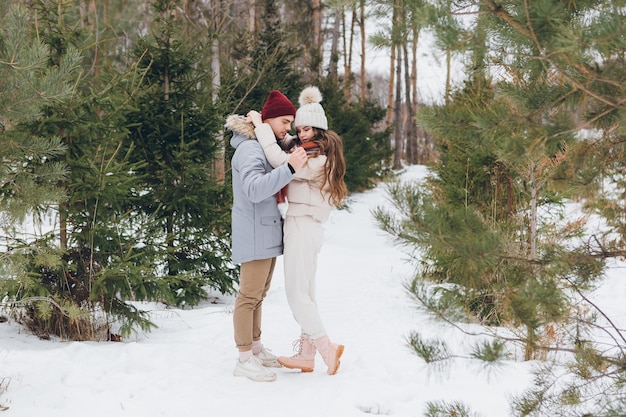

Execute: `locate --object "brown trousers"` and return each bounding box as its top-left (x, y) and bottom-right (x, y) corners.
top-left (233, 257), bottom-right (276, 352)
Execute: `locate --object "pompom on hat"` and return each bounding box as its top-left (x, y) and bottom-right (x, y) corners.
top-left (294, 86), bottom-right (328, 130)
top-left (261, 90), bottom-right (296, 120)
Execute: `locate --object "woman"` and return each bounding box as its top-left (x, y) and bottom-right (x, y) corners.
top-left (247, 86), bottom-right (348, 375)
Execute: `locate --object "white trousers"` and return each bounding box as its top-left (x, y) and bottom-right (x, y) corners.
top-left (283, 215), bottom-right (326, 340)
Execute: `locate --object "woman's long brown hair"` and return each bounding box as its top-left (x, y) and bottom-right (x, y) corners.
top-left (309, 128), bottom-right (348, 206)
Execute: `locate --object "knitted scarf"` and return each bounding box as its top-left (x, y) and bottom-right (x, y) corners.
top-left (300, 140), bottom-right (321, 155)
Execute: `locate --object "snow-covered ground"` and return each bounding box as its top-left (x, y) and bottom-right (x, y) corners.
top-left (1, 165), bottom-right (624, 417)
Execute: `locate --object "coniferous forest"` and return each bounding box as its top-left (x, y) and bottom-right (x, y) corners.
top-left (1, 0), bottom-right (625, 415)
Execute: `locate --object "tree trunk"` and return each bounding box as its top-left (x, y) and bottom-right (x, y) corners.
top-left (343, 5), bottom-right (356, 101)
top-left (445, 48), bottom-right (451, 105)
top-left (412, 24), bottom-right (426, 164)
top-left (311, 0), bottom-right (322, 79)
top-left (211, 0), bottom-right (225, 183)
top-left (59, 194), bottom-right (67, 252)
top-left (393, 43), bottom-right (403, 169)
top-left (328, 7), bottom-right (341, 82)
top-left (385, 1), bottom-right (398, 128)
top-left (248, 0), bottom-right (255, 34)
top-left (403, 38), bottom-right (417, 165)
top-left (358, 0), bottom-right (366, 100)
top-left (529, 163), bottom-right (538, 260)
top-left (411, 27), bottom-right (418, 113)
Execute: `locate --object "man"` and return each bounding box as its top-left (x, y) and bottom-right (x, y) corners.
top-left (226, 90), bottom-right (307, 382)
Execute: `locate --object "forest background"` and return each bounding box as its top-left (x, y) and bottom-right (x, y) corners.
top-left (1, 0), bottom-right (625, 415)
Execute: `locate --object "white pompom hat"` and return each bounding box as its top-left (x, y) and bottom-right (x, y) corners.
top-left (294, 86), bottom-right (328, 130)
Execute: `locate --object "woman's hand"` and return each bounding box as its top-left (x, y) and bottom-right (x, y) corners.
top-left (246, 110), bottom-right (263, 128)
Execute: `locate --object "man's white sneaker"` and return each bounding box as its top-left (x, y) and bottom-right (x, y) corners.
top-left (233, 357), bottom-right (277, 382)
top-left (254, 346), bottom-right (282, 368)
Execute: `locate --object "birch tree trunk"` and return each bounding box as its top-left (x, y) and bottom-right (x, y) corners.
top-left (211, 0), bottom-right (225, 183)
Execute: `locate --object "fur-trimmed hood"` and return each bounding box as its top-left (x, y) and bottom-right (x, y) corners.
top-left (224, 114), bottom-right (256, 139)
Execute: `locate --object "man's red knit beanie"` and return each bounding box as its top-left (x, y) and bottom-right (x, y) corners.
top-left (261, 90), bottom-right (296, 120)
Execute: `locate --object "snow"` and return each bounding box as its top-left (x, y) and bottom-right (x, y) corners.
top-left (1, 165), bottom-right (624, 417)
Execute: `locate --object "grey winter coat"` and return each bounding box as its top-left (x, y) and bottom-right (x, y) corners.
top-left (226, 115), bottom-right (294, 264)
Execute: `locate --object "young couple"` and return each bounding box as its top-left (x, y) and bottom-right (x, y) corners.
top-left (226, 87), bottom-right (348, 382)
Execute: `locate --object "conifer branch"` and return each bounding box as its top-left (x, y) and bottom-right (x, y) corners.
top-left (564, 276), bottom-right (626, 349)
top-left (485, 0), bottom-right (621, 110)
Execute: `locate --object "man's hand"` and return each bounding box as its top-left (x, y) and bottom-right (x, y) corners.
top-left (287, 147), bottom-right (307, 171)
top-left (246, 110), bottom-right (263, 128)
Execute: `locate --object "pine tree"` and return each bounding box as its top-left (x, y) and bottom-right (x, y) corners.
top-left (0, 2), bottom-right (78, 221)
top-left (375, 0), bottom-right (626, 415)
top-left (0, 1), bottom-right (90, 337)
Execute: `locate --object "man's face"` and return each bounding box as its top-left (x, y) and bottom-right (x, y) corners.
top-left (266, 116), bottom-right (294, 140)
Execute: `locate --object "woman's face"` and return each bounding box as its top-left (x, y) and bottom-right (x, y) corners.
top-left (296, 126), bottom-right (315, 142)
